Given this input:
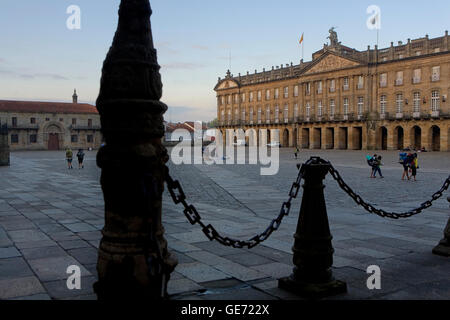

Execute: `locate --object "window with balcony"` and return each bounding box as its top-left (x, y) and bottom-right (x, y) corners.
top-left (72, 118), bottom-right (77, 125)
top-left (235, 108), bottom-right (239, 120)
top-left (275, 105), bottom-right (279, 123)
top-left (30, 118), bottom-right (36, 124)
top-left (306, 103), bottom-right (311, 118)
top-left (284, 87), bottom-right (289, 98)
top-left (227, 95), bottom-right (231, 104)
top-left (257, 107), bottom-right (261, 123)
top-left (220, 96), bottom-right (225, 105)
top-left (432, 66), bottom-right (440, 82)
top-left (274, 88), bottom-right (279, 99)
top-left (71, 135), bottom-right (78, 143)
top-left (294, 85), bottom-right (299, 97)
top-left (249, 92), bottom-right (254, 102)
top-left (241, 93), bottom-right (246, 103)
top-left (266, 106), bottom-right (271, 123)
top-left (266, 89), bottom-right (270, 100)
top-left (88, 119), bottom-right (92, 127)
top-left (257, 91), bottom-right (262, 101)
top-left (249, 108), bottom-right (253, 123)
top-left (87, 135), bottom-right (94, 143)
top-left (343, 77), bottom-right (349, 90)
top-left (395, 71), bottom-right (404, 86)
top-left (12, 117), bottom-right (17, 127)
top-left (329, 79), bottom-right (336, 92)
top-left (220, 110), bottom-right (225, 121)
top-left (317, 101), bottom-right (323, 117)
top-left (432, 90), bottom-right (440, 111)
top-left (227, 110), bottom-right (232, 122)
top-left (380, 73), bottom-right (387, 87)
top-left (396, 94), bottom-right (403, 114)
top-left (294, 103), bottom-right (298, 120)
top-left (234, 94), bottom-right (239, 104)
top-left (380, 95), bottom-right (387, 114)
top-left (305, 83), bottom-right (311, 95)
top-left (242, 109), bottom-right (246, 122)
top-left (343, 98), bottom-right (349, 115)
top-left (413, 92), bottom-right (421, 113)
top-left (358, 97), bottom-right (364, 115)
top-left (329, 99), bottom-right (335, 116)
top-left (284, 104), bottom-right (289, 122)
top-left (413, 69), bottom-right (421, 84)
top-left (317, 81), bottom-right (323, 94)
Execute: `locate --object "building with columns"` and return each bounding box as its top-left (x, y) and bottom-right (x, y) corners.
top-left (0, 90), bottom-right (102, 150)
top-left (214, 30), bottom-right (450, 151)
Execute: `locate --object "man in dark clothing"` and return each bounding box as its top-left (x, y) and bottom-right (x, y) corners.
top-left (77, 149), bottom-right (85, 169)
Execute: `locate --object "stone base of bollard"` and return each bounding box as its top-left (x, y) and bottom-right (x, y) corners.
top-left (279, 275), bottom-right (347, 299)
top-left (432, 218), bottom-right (450, 257)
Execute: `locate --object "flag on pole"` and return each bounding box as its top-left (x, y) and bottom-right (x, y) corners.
top-left (299, 33), bottom-right (304, 45)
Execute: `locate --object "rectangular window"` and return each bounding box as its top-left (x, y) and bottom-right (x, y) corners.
top-left (343, 98), bottom-right (349, 115)
top-left (358, 97), bottom-right (364, 115)
top-left (257, 90), bottom-right (262, 101)
top-left (396, 71), bottom-right (403, 86)
top-left (317, 81), bottom-right (323, 94)
top-left (266, 89), bottom-right (270, 100)
top-left (413, 92), bottom-right (421, 113)
top-left (413, 69), bottom-right (421, 84)
top-left (234, 108), bottom-right (239, 120)
top-left (329, 79), bottom-right (336, 92)
top-left (234, 94), bottom-right (239, 104)
top-left (306, 103), bottom-right (311, 117)
top-left (380, 95), bottom-right (387, 114)
top-left (358, 76), bottom-right (364, 89)
top-left (266, 105), bottom-right (271, 123)
top-left (220, 96), bottom-right (225, 105)
top-left (242, 109), bottom-right (245, 122)
top-left (432, 90), bottom-right (440, 111)
top-left (306, 83), bottom-right (311, 95)
top-left (11, 134), bottom-right (18, 144)
top-left (432, 66), bottom-right (440, 81)
top-left (71, 135), bottom-right (78, 143)
top-left (284, 87), bottom-right (289, 98)
top-left (294, 85), bottom-right (299, 97)
top-left (396, 94), bottom-right (403, 114)
top-left (343, 77), bottom-right (349, 90)
top-left (30, 118), bottom-right (36, 124)
top-left (72, 118), bottom-right (77, 125)
top-left (45, 118), bottom-right (50, 121)
top-left (275, 88), bottom-right (279, 99)
top-left (227, 95), bottom-right (231, 104)
top-left (29, 134), bottom-right (37, 144)
top-left (249, 92), bottom-right (254, 102)
top-left (241, 93), bottom-right (245, 103)
top-left (220, 110), bottom-right (225, 121)
top-left (249, 108), bottom-right (254, 123)
top-left (227, 110), bottom-right (232, 121)
top-left (294, 103), bottom-right (298, 119)
top-left (59, 118), bottom-right (63, 122)
top-left (87, 135), bottom-right (94, 143)
top-left (317, 101), bottom-right (323, 117)
top-left (380, 73), bottom-right (387, 87)
top-left (12, 117), bottom-right (17, 127)
top-left (275, 105), bottom-right (279, 123)
top-left (88, 119), bottom-right (92, 127)
top-left (257, 107), bottom-right (261, 123)
top-left (329, 99), bottom-right (335, 116)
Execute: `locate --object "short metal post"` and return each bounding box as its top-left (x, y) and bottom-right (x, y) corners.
top-left (432, 196), bottom-right (450, 257)
top-left (279, 157), bottom-right (347, 299)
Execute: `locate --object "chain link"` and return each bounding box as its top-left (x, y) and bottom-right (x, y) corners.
top-left (328, 163), bottom-right (450, 219)
top-left (164, 160), bottom-right (311, 249)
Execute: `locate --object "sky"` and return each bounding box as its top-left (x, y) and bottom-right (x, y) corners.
top-left (0, 0), bottom-right (449, 122)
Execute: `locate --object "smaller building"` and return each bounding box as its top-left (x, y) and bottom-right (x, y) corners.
top-left (164, 121), bottom-right (208, 143)
top-left (0, 90), bottom-right (102, 151)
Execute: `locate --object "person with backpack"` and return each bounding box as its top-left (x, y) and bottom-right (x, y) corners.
top-left (373, 156), bottom-right (384, 179)
top-left (294, 147), bottom-right (300, 159)
top-left (77, 149), bottom-right (85, 169)
top-left (66, 148), bottom-right (73, 169)
top-left (410, 153), bottom-right (419, 181)
top-left (367, 154), bottom-right (377, 178)
top-left (399, 152), bottom-right (410, 180)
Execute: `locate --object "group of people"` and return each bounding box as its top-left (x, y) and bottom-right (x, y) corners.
top-left (366, 152), bottom-right (419, 181)
top-left (65, 148), bottom-right (85, 169)
top-left (367, 155), bottom-right (384, 179)
top-left (399, 152), bottom-right (419, 181)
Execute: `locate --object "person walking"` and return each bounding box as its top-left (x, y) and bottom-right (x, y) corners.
top-left (77, 149), bottom-right (85, 169)
top-left (66, 148), bottom-right (73, 169)
top-left (368, 154), bottom-right (377, 178)
top-left (400, 152), bottom-right (410, 180)
top-left (410, 153), bottom-right (419, 181)
top-left (294, 146), bottom-right (299, 159)
top-left (373, 156), bottom-right (384, 179)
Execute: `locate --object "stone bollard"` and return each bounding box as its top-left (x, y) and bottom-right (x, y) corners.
top-left (432, 196), bottom-right (450, 257)
top-left (0, 123), bottom-right (10, 166)
top-left (93, 0), bottom-right (177, 300)
top-left (279, 157), bottom-right (347, 299)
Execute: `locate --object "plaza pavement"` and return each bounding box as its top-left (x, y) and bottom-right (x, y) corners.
top-left (0, 149), bottom-right (449, 300)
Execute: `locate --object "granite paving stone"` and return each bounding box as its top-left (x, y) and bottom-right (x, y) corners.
top-left (0, 276), bottom-right (46, 299)
top-left (27, 256), bottom-right (91, 282)
top-left (0, 257), bottom-right (34, 280)
top-left (0, 247), bottom-right (22, 258)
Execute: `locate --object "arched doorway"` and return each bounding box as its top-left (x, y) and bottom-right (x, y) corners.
top-left (282, 129), bottom-right (289, 147)
top-left (44, 123), bottom-right (63, 150)
top-left (411, 126), bottom-right (421, 150)
top-left (430, 126), bottom-right (440, 151)
top-left (394, 126), bottom-right (404, 150)
top-left (380, 127), bottom-right (388, 150)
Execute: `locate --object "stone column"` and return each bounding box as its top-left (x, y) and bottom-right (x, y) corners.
top-left (0, 123), bottom-right (10, 166)
top-left (93, 0), bottom-right (177, 300)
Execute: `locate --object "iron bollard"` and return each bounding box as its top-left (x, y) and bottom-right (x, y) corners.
top-left (279, 157), bottom-right (347, 299)
top-left (432, 196), bottom-right (450, 257)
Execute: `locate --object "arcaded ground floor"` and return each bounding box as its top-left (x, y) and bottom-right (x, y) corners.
top-left (218, 119), bottom-right (450, 151)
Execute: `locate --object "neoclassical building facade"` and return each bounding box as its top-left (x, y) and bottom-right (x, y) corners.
top-left (0, 91), bottom-right (102, 151)
top-left (215, 31), bottom-right (450, 151)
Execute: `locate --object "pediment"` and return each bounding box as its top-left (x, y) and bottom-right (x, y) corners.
top-left (303, 53), bottom-right (361, 75)
top-left (215, 79), bottom-right (239, 91)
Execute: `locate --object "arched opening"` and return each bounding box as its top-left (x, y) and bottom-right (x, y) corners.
top-left (394, 126), bottom-right (404, 150)
top-left (430, 125), bottom-right (440, 151)
top-left (411, 126), bottom-right (421, 150)
top-left (44, 123), bottom-right (63, 150)
top-left (282, 129), bottom-right (289, 147)
top-left (380, 127), bottom-right (388, 150)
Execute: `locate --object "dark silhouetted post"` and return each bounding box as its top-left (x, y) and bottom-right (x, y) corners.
top-left (279, 157), bottom-right (346, 299)
top-left (0, 122), bottom-right (9, 166)
top-left (93, 0), bottom-right (177, 300)
top-left (432, 196), bottom-right (450, 257)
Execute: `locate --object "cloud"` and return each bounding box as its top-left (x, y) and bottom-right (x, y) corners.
top-left (155, 41), bottom-right (179, 55)
top-left (161, 62), bottom-right (204, 70)
top-left (192, 44), bottom-right (209, 51)
top-left (18, 73), bottom-right (69, 80)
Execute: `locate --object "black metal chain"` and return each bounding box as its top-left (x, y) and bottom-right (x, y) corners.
top-left (163, 160), bottom-right (310, 249)
top-left (328, 163), bottom-right (450, 219)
